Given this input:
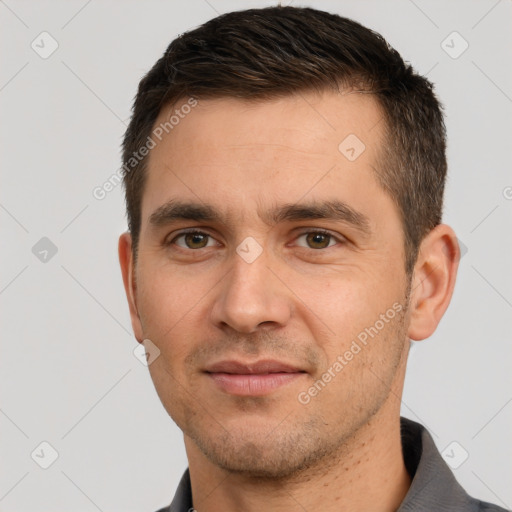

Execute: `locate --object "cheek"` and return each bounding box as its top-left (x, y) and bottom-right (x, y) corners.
top-left (146, 356), bottom-right (190, 429)
top-left (136, 260), bottom-right (225, 363)
top-left (290, 268), bottom-right (403, 348)
top-left (136, 264), bottom-right (197, 337)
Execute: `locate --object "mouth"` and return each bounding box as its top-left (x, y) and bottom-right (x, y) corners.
top-left (204, 360), bottom-right (307, 396)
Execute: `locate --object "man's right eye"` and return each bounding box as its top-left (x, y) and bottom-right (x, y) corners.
top-left (167, 230), bottom-right (218, 250)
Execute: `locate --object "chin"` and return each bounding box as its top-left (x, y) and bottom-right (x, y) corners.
top-left (187, 420), bottom-right (338, 481)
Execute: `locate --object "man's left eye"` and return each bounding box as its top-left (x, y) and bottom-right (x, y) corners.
top-left (295, 231), bottom-right (340, 250)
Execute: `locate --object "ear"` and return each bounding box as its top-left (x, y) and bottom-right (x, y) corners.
top-left (118, 232), bottom-right (144, 343)
top-left (407, 224), bottom-right (460, 341)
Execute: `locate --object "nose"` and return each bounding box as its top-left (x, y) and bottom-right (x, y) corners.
top-left (210, 243), bottom-right (292, 334)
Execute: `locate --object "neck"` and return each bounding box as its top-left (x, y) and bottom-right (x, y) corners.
top-left (185, 411), bottom-right (411, 512)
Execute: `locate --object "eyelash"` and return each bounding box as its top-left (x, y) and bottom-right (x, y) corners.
top-left (166, 228), bottom-right (344, 251)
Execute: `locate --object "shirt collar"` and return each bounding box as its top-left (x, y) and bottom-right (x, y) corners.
top-left (398, 417), bottom-right (474, 511)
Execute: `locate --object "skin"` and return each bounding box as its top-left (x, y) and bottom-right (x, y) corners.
top-left (119, 90), bottom-right (459, 512)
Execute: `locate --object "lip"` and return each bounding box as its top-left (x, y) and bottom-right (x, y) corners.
top-left (205, 359), bottom-right (303, 374)
top-left (204, 359), bottom-right (306, 396)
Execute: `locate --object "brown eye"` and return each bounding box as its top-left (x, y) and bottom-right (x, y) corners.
top-left (296, 231), bottom-right (338, 250)
top-left (172, 231), bottom-right (214, 249)
top-left (307, 232), bottom-right (330, 249)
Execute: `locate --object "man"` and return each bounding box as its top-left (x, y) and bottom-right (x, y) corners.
top-left (118, 6), bottom-right (507, 512)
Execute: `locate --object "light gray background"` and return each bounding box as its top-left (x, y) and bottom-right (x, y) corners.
top-left (1, 0), bottom-right (511, 510)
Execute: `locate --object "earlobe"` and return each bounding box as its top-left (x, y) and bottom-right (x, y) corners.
top-left (118, 232), bottom-right (145, 343)
top-left (407, 224), bottom-right (460, 341)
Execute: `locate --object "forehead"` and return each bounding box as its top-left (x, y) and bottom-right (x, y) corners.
top-left (141, 91), bottom-right (388, 229)
top-left (151, 90), bottom-right (383, 154)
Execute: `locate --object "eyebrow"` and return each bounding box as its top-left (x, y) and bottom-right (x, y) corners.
top-left (148, 198), bottom-right (372, 236)
top-left (149, 201), bottom-right (218, 227)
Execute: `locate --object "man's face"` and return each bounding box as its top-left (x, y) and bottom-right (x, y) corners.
top-left (121, 91), bottom-right (413, 478)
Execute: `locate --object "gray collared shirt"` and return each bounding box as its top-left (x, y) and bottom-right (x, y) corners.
top-left (156, 417), bottom-right (508, 512)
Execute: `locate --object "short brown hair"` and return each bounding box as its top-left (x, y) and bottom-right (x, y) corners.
top-left (122, 6), bottom-right (446, 274)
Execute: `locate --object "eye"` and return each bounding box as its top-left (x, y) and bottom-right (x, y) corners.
top-left (169, 230), bottom-right (218, 250)
top-left (295, 230), bottom-right (341, 250)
